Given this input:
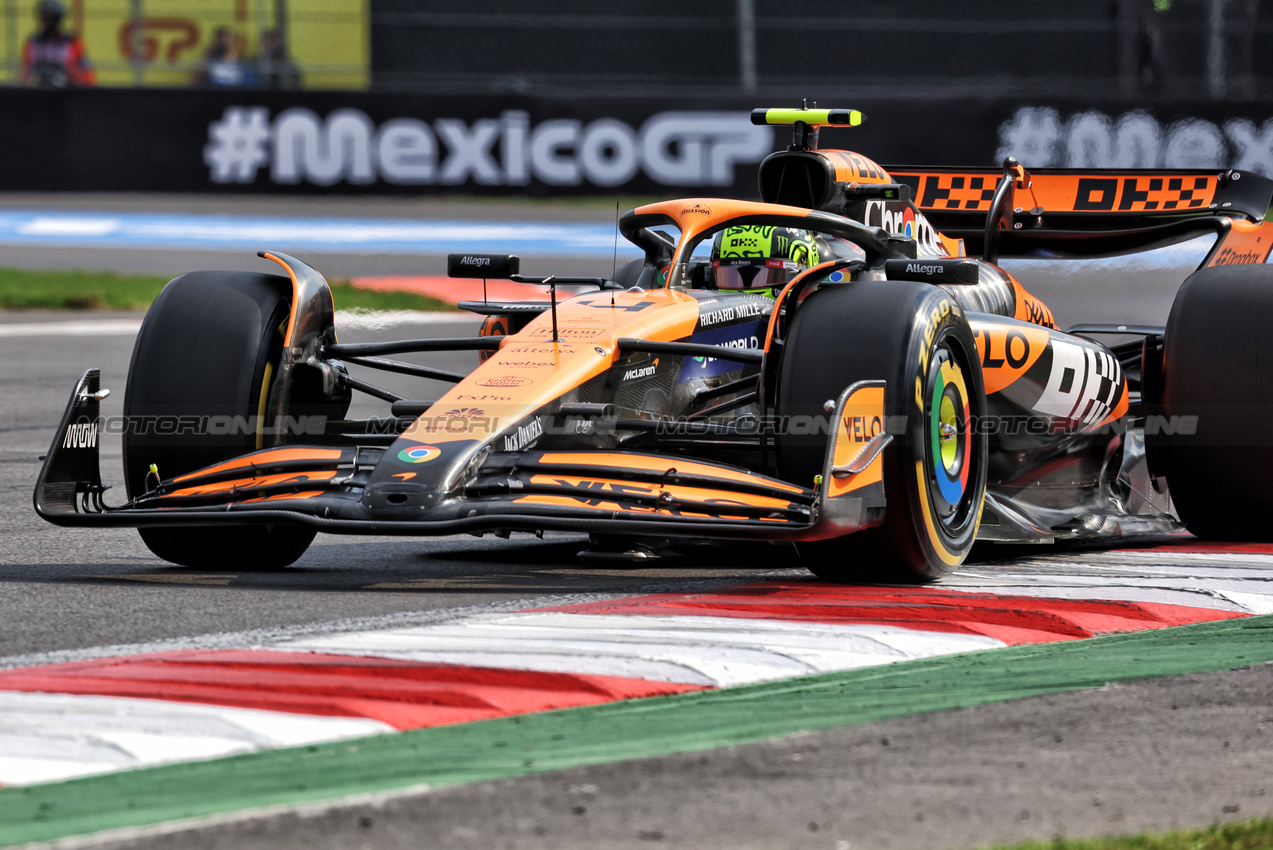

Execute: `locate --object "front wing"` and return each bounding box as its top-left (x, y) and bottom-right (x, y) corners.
top-left (35, 370), bottom-right (891, 544)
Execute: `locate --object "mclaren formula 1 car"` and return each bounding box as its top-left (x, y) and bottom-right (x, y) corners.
top-left (34, 108), bottom-right (1273, 581)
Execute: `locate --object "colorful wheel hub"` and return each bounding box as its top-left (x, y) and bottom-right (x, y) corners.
top-left (929, 357), bottom-right (970, 508)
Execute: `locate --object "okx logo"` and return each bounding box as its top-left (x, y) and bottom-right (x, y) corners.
top-left (204, 107), bottom-right (774, 190)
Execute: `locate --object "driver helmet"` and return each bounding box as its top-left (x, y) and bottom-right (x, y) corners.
top-left (711, 225), bottom-right (819, 296)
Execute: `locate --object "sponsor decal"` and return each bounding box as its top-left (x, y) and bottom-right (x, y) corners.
top-left (1213, 246), bottom-right (1269, 266)
top-left (457, 394), bottom-right (510, 401)
top-left (864, 199), bottom-right (943, 258)
top-left (502, 417), bottom-right (544, 452)
top-left (1021, 296), bottom-right (1056, 328)
top-left (843, 413), bottom-right (884, 444)
top-left (972, 321), bottom-right (1051, 394)
top-left (63, 420), bottom-right (98, 449)
top-left (511, 345), bottom-right (575, 354)
top-left (1033, 340), bottom-right (1123, 430)
top-left (698, 300), bottom-right (769, 328)
top-left (915, 299), bottom-right (960, 407)
top-left (622, 357), bottom-right (660, 381)
top-left (439, 407), bottom-right (487, 418)
top-left (476, 375), bottom-right (531, 388)
top-left (528, 326), bottom-right (605, 339)
top-left (678, 321), bottom-right (763, 384)
top-left (457, 255), bottom-right (490, 268)
top-left (681, 202), bottom-right (712, 216)
top-left (980, 328), bottom-right (1031, 370)
top-left (398, 445), bottom-right (442, 464)
top-left (206, 107), bottom-right (772, 189)
top-left (499, 360), bottom-right (554, 369)
top-left (904, 262), bottom-right (946, 277)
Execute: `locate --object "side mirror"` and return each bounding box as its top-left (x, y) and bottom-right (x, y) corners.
top-left (446, 253), bottom-right (520, 279)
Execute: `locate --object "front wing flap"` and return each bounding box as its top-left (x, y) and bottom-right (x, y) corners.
top-left (35, 372), bottom-right (889, 542)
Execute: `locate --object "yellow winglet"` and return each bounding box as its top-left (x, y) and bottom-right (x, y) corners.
top-left (750, 108), bottom-right (864, 127)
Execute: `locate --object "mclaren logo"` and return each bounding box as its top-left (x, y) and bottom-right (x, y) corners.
top-left (622, 358), bottom-right (659, 381)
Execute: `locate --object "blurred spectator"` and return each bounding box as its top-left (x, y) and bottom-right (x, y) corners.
top-left (19, 0), bottom-right (95, 87)
top-left (255, 28), bottom-right (301, 90)
top-left (193, 27), bottom-right (256, 88)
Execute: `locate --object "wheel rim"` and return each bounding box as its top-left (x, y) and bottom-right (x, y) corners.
top-left (926, 343), bottom-right (974, 532)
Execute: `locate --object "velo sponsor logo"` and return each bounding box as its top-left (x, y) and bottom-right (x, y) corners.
top-left (205, 107), bottom-right (773, 189)
top-left (63, 420), bottom-right (98, 449)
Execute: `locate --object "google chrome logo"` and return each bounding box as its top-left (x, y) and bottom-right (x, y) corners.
top-left (398, 445), bottom-right (442, 463)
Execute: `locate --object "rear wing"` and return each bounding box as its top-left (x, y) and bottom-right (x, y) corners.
top-left (885, 165), bottom-right (1273, 259)
top-left (886, 166), bottom-right (1271, 223)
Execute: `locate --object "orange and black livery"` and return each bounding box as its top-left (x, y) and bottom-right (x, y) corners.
top-left (34, 107), bottom-right (1273, 582)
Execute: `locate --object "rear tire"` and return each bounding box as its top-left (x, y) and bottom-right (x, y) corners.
top-left (1152, 264), bottom-right (1273, 540)
top-left (123, 271), bottom-right (316, 569)
top-left (776, 280), bottom-right (988, 582)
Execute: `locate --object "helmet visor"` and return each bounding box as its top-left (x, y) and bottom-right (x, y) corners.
top-left (712, 258), bottom-right (802, 291)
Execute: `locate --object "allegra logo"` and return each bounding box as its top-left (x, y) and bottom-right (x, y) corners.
top-left (459, 255), bottom-right (490, 267)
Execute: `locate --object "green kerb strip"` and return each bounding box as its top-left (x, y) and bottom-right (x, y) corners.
top-left (2, 615), bottom-right (1272, 846)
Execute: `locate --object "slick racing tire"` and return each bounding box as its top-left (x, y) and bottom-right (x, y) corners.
top-left (1150, 264), bottom-right (1273, 540)
top-left (776, 280), bottom-right (988, 582)
top-left (122, 271), bottom-right (316, 569)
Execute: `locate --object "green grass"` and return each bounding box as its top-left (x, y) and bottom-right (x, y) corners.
top-left (987, 818), bottom-right (1273, 850)
top-left (0, 268), bottom-right (455, 312)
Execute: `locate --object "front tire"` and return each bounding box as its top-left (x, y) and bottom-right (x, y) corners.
top-left (123, 271), bottom-right (316, 569)
top-left (776, 280), bottom-right (988, 582)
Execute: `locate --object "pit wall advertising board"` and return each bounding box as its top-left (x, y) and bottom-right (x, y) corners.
top-left (4, 90), bottom-right (1273, 195)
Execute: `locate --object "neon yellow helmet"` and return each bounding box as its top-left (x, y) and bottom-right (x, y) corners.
top-left (711, 225), bottom-right (819, 296)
